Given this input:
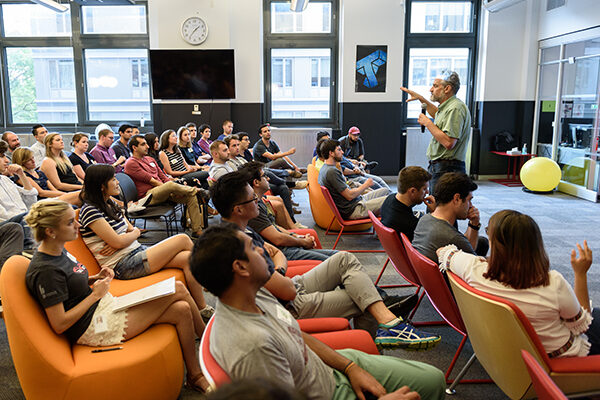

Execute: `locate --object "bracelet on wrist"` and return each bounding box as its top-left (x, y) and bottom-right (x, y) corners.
top-left (342, 360), bottom-right (355, 375)
top-left (468, 222), bottom-right (481, 231)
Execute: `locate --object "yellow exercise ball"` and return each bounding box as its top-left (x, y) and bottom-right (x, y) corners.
top-left (520, 157), bottom-right (561, 192)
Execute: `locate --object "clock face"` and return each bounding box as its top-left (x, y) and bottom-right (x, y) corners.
top-left (181, 17), bottom-right (208, 45)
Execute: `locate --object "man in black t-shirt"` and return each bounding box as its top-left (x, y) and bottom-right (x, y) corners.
top-left (252, 124), bottom-right (305, 178)
top-left (380, 166), bottom-right (435, 242)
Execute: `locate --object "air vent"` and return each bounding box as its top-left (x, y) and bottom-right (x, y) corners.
top-left (547, 0), bottom-right (566, 11)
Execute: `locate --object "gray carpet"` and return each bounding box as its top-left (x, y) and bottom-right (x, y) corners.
top-left (1, 179), bottom-right (599, 399)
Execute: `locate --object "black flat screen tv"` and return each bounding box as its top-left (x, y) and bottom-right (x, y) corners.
top-left (149, 49), bottom-right (235, 100)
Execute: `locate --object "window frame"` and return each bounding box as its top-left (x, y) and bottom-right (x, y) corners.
top-left (263, 0), bottom-right (339, 127)
top-left (402, 0), bottom-right (480, 126)
top-left (0, 0), bottom-right (151, 130)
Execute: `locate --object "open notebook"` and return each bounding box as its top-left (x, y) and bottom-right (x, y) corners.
top-left (113, 277), bottom-right (176, 312)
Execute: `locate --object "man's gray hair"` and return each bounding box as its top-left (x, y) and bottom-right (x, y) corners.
top-left (440, 70), bottom-right (460, 94)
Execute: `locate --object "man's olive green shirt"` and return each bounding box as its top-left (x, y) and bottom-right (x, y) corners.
top-left (426, 95), bottom-right (471, 162)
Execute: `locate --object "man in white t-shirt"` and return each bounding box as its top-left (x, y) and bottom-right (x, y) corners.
top-left (29, 124), bottom-right (48, 168)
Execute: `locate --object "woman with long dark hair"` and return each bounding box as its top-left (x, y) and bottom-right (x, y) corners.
top-left (438, 209), bottom-right (598, 358)
top-left (158, 129), bottom-right (209, 189)
top-left (144, 132), bottom-right (164, 171)
top-left (69, 133), bottom-right (96, 181)
top-left (25, 198), bottom-right (210, 392)
top-left (78, 164), bottom-right (213, 320)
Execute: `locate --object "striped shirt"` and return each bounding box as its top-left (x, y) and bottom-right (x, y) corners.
top-left (79, 203), bottom-right (141, 269)
top-left (163, 150), bottom-right (187, 172)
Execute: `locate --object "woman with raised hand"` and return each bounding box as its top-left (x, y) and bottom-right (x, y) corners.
top-left (69, 133), bottom-right (96, 181)
top-left (78, 164), bottom-right (213, 320)
top-left (158, 129), bottom-right (209, 189)
top-left (12, 147), bottom-right (81, 206)
top-left (40, 133), bottom-right (83, 192)
top-left (438, 209), bottom-right (598, 358)
top-left (24, 199), bottom-right (210, 392)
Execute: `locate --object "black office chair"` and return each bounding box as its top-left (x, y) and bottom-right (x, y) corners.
top-left (115, 172), bottom-right (180, 237)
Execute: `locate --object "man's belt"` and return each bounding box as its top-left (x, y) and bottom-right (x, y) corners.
top-left (429, 159), bottom-right (465, 166)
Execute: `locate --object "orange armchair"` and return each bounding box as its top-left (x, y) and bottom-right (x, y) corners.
top-left (306, 164), bottom-right (371, 232)
top-left (0, 255), bottom-right (184, 400)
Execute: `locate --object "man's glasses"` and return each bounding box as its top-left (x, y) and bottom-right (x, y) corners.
top-left (235, 194), bottom-right (259, 206)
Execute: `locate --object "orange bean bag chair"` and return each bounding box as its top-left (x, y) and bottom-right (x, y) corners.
top-left (307, 164), bottom-right (371, 232)
top-left (0, 256), bottom-right (184, 400)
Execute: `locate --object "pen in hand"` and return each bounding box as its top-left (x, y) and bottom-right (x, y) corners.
top-left (91, 347), bottom-right (123, 353)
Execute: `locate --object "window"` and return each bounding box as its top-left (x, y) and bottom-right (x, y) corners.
top-left (403, 1), bottom-right (479, 121)
top-left (6, 48), bottom-right (77, 124)
top-left (85, 49), bottom-right (151, 121)
top-left (0, 2), bottom-right (150, 127)
top-left (264, 0), bottom-right (338, 124)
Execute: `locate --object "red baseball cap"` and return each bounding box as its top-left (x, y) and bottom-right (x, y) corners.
top-left (348, 126), bottom-right (360, 135)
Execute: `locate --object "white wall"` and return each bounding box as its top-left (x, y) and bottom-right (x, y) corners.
top-left (537, 0), bottom-right (600, 41)
top-left (147, 0), bottom-right (263, 103)
top-left (339, 0), bottom-right (405, 103)
top-left (476, 1), bottom-right (539, 101)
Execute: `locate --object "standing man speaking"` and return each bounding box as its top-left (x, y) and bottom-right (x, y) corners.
top-left (401, 70), bottom-right (471, 194)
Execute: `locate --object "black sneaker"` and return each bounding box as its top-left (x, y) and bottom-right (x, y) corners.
top-left (384, 293), bottom-right (419, 321)
top-left (366, 161), bottom-right (379, 171)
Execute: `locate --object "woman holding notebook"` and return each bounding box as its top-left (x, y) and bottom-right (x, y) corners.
top-left (24, 198), bottom-right (210, 392)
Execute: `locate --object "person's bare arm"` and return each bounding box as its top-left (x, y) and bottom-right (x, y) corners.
top-left (340, 178), bottom-right (373, 201)
top-left (21, 176), bottom-right (63, 198)
top-left (159, 152), bottom-right (186, 177)
top-left (40, 159), bottom-right (82, 191)
top-left (72, 164), bottom-right (86, 181)
top-left (88, 218), bottom-right (140, 249)
top-left (464, 206), bottom-right (480, 250)
top-left (400, 86), bottom-right (438, 117)
top-left (571, 240), bottom-right (593, 311)
top-left (261, 147), bottom-right (296, 161)
top-left (302, 332), bottom-right (387, 400)
top-left (259, 225), bottom-right (313, 248)
top-left (44, 277), bottom-right (110, 334)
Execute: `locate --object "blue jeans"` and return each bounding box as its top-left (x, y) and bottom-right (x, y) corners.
top-left (428, 159), bottom-right (466, 197)
top-left (280, 247), bottom-right (338, 261)
top-left (587, 308), bottom-right (600, 355)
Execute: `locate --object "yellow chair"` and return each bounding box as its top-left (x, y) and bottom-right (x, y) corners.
top-left (0, 255), bottom-right (185, 400)
top-left (306, 164), bottom-right (371, 232)
top-left (448, 272), bottom-right (600, 399)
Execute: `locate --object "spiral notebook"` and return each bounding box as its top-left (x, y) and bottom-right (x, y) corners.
top-left (112, 277), bottom-right (176, 312)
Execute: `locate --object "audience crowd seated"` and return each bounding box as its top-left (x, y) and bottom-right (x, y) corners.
top-left (124, 135), bottom-right (207, 237)
top-left (12, 147), bottom-right (81, 206)
top-left (439, 209), bottom-right (598, 358)
top-left (23, 198), bottom-right (211, 392)
top-left (190, 224), bottom-right (446, 399)
top-left (4, 116), bottom-right (595, 400)
top-left (211, 171), bottom-right (441, 348)
top-left (381, 166), bottom-right (435, 241)
top-left (412, 172), bottom-right (488, 264)
top-left (318, 139), bottom-right (389, 220)
top-left (69, 133), bottom-right (96, 181)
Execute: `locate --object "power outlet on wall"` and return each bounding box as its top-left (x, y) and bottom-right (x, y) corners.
top-left (192, 104), bottom-right (201, 115)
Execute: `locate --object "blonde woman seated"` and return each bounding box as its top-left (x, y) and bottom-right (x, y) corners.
top-left (68, 133), bottom-right (96, 181)
top-left (78, 164), bottom-right (213, 320)
top-left (178, 126), bottom-right (210, 169)
top-left (12, 147), bottom-right (81, 206)
top-left (40, 133), bottom-right (83, 192)
top-left (24, 199), bottom-right (210, 392)
top-left (438, 209), bottom-right (599, 358)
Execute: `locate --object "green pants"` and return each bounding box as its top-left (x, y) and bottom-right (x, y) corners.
top-left (332, 349), bottom-right (445, 400)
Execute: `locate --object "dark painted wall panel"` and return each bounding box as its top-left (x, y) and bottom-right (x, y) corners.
top-left (339, 102), bottom-right (404, 175)
top-left (476, 100), bottom-right (534, 175)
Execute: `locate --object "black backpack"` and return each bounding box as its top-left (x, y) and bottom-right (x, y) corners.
top-left (493, 131), bottom-right (516, 152)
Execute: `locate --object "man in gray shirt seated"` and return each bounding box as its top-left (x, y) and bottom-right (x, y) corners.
top-left (190, 224), bottom-right (445, 400)
top-left (318, 139), bottom-right (389, 220)
top-left (208, 140), bottom-right (235, 181)
top-left (412, 172), bottom-right (488, 264)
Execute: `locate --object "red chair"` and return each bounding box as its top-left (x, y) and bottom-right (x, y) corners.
top-left (199, 317), bottom-right (231, 390)
top-left (368, 210), bottom-right (420, 292)
top-left (401, 234), bottom-right (491, 392)
top-left (319, 185), bottom-right (382, 252)
top-left (521, 350), bottom-right (568, 400)
top-left (448, 272), bottom-right (600, 399)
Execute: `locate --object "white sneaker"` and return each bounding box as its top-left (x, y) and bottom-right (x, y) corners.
top-left (293, 180), bottom-right (308, 189)
top-left (294, 222), bottom-right (308, 229)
